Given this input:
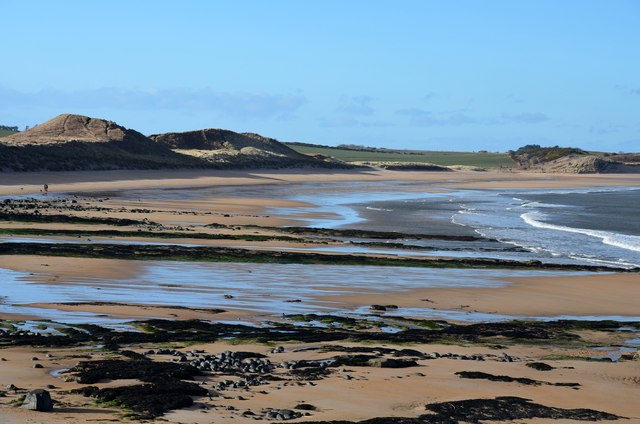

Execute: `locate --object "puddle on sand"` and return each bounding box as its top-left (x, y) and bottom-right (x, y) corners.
top-left (624, 337), bottom-right (640, 346)
top-left (351, 306), bottom-right (640, 323)
top-left (50, 368), bottom-right (70, 378)
top-left (590, 346), bottom-right (637, 362)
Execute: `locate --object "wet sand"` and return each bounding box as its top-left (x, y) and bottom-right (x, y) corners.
top-left (2, 168), bottom-right (640, 197)
top-left (2, 255), bottom-right (638, 323)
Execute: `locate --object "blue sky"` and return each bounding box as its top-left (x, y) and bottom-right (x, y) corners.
top-left (1, 1), bottom-right (639, 152)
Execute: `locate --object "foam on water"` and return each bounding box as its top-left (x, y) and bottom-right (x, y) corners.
top-left (452, 187), bottom-right (640, 268)
top-left (521, 211), bottom-right (640, 253)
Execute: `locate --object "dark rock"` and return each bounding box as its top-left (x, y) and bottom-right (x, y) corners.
top-left (300, 396), bottom-right (621, 423)
top-left (21, 389), bottom-right (53, 412)
top-left (295, 403), bottom-right (317, 411)
top-left (526, 362), bottom-right (555, 371)
top-left (369, 305), bottom-right (387, 312)
top-left (367, 358), bottom-right (419, 368)
top-left (425, 396), bottom-right (619, 422)
top-left (68, 359), bottom-right (201, 384)
top-left (266, 408), bottom-right (301, 420)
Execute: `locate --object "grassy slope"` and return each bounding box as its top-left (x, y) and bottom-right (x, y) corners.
top-left (0, 129), bottom-right (17, 138)
top-left (285, 144), bottom-right (514, 168)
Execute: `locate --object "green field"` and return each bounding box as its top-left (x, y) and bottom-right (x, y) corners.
top-left (0, 129), bottom-right (17, 138)
top-left (286, 143), bottom-right (514, 168)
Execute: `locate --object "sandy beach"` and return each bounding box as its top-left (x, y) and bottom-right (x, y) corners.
top-left (1, 168), bottom-right (639, 423)
top-left (2, 168), bottom-right (640, 197)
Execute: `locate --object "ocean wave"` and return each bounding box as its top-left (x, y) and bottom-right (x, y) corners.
top-left (521, 212), bottom-right (640, 253)
top-left (566, 254), bottom-right (638, 269)
top-left (365, 206), bottom-right (394, 212)
top-left (520, 201), bottom-right (570, 209)
top-left (520, 186), bottom-right (640, 196)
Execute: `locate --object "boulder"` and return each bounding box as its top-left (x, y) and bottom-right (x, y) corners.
top-left (367, 358), bottom-right (419, 368)
top-left (21, 389), bottom-right (53, 412)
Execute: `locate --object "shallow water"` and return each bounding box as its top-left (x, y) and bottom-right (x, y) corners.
top-left (2, 262), bottom-right (632, 324)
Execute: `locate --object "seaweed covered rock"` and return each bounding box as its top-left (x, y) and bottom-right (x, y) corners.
top-left (67, 359), bottom-right (201, 384)
top-left (78, 381), bottom-right (208, 419)
top-left (424, 396), bottom-right (620, 422)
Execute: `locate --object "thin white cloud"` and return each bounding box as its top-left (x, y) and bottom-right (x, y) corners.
top-left (615, 84), bottom-right (640, 95)
top-left (589, 124), bottom-right (623, 135)
top-left (396, 108), bottom-right (550, 126)
top-left (395, 108), bottom-right (480, 126)
top-left (335, 95), bottom-right (375, 116)
top-left (319, 116), bottom-right (392, 128)
top-left (422, 92), bottom-right (437, 101)
top-left (501, 112), bottom-right (550, 124)
top-left (0, 87), bottom-right (309, 119)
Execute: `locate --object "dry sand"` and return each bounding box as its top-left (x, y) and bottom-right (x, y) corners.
top-left (0, 339), bottom-right (638, 423)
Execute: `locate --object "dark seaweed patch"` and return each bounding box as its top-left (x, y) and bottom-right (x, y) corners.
top-left (76, 381), bottom-right (208, 419)
top-left (303, 396), bottom-right (621, 423)
top-left (68, 359), bottom-right (201, 384)
top-left (526, 361), bottom-right (555, 371)
top-left (456, 371), bottom-right (579, 387)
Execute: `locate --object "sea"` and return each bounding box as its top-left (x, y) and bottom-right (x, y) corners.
top-left (327, 184), bottom-right (640, 269)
